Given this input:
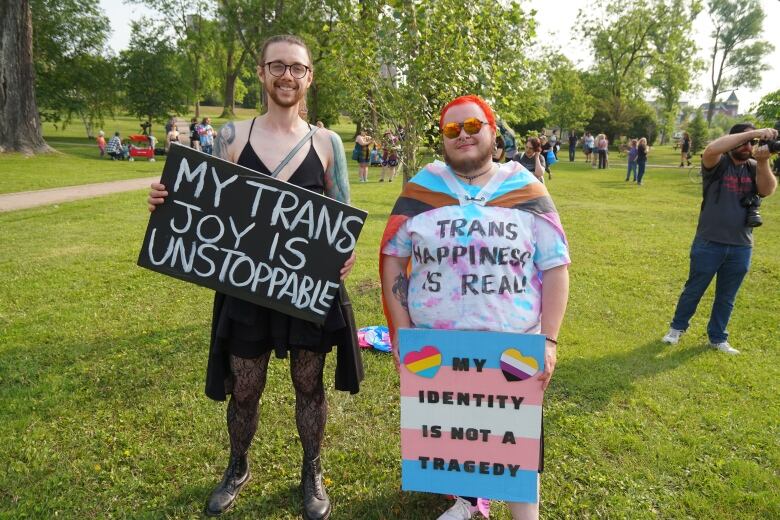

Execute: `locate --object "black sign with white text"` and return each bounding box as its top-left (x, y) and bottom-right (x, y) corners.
top-left (138, 144), bottom-right (367, 324)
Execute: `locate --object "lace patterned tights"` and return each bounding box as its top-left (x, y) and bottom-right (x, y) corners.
top-left (227, 350), bottom-right (327, 459)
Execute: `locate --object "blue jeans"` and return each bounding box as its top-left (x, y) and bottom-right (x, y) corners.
top-left (202, 144), bottom-right (213, 155)
top-left (626, 160), bottom-right (637, 181)
top-left (670, 237), bottom-right (752, 343)
top-left (637, 159), bottom-right (647, 184)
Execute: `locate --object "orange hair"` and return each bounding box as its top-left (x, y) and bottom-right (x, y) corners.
top-left (439, 95), bottom-right (497, 132)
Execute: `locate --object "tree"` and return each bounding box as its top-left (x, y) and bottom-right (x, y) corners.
top-left (0, 0), bottom-right (52, 154)
top-left (579, 0), bottom-right (700, 141)
top-left (705, 0), bottom-right (773, 125)
top-left (120, 22), bottom-right (188, 136)
top-left (547, 58), bottom-right (594, 135)
top-left (649, 0), bottom-right (703, 144)
top-left (688, 108), bottom-right (708, 154)
top-left (752, 89), bottom-right (780, 126)
top-left (334, 0), bottom-right (544, 182)
top-left (31, 0), bottom-right (115, 138)
top-left (135, 0), bottom-right (214, 118)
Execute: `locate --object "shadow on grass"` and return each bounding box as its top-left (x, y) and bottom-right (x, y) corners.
top-left (552, 339), bottom-right (709, 412)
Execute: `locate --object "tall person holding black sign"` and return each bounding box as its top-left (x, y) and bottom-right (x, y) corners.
top-left (147, 35), bottom-right (361, 519)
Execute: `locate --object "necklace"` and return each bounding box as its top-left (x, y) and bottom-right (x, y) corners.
top-left (452, 165), bottom-right (494, 185)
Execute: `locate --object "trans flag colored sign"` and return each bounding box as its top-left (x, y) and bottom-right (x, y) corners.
top-left (399, 328), bottom-right (545, 503)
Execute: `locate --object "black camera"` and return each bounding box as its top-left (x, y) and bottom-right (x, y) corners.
top-left (758, 139), bottom-right (780, 153)
top-left (740, 194), bottom-right (762, 227)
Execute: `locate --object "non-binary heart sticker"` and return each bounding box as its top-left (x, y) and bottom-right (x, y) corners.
top-left (403, 345), bottom-right (442, 379)
top-left (500, 348), bottom-right (539, 381)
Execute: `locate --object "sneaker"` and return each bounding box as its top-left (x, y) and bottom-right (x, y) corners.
top-left (710, 341), bottom-right (740, 355)
top-left (662, 328), bottom-right (684, 345)
top-left (437, 497), bottom-right (478, 520)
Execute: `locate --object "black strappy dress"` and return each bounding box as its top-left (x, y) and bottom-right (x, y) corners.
top-left (205, 119), bottom-right (363, 400)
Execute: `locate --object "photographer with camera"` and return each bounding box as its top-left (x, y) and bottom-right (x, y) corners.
top-left (662, 123), bottom-right (778, 354)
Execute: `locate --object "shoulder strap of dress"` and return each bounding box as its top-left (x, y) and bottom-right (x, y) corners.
top-left (246, 117), bottom-right (257, 145)
top-left (271, 125), bottom-right (319, 178)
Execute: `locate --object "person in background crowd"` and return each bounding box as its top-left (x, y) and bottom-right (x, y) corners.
top-left (166, 125), bottom-right (180, 153)
top-left (583, 132), bottom-right (594, 165)
top-left (96, 130), bottom-right (106, 157)
top-left (540, 135), bottom-right (553, 179)
top-left (662, 123), bottom-right (778, 355)
top-left (680, 131), bottom-right (692, 167)
top-left (380, 94), bottom-right (570, 520)
top-left (165, 116), bottom-right (176, 135)
top-left (355, 129), bottom-right (373, 182)
top-left (380, 129), bottom-right (400, 182)
top-left (498, 119), bottom-right (517, 161)
top-left (625, 139), bottom-right (638, 182)
top-left (199, 117), bottom-right (215, 155)
top-left (568, 131), bottom-right (577, 162)
top-left (493, 134), bottom-right (506, 163)
top-left (596, 133), bottom-right (608, 169)
top-left (106, 131), bottom-right (124, 160)
top-left (550, 129), bottom-right (559, 159)
top-left (514, 136), bottom-right (546, 181)
top-left (189, 117), bottom-right (200, 150)
top-left (636, 137), bottom-right (649, 185)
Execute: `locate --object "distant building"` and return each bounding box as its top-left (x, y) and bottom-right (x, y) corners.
top-left (699, 91), bottom-right (739, 118)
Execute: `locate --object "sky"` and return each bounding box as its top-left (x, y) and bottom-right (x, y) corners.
top-left (100, 0), bottom-right (780, 114)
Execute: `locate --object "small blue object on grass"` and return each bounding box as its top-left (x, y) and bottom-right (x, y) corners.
top-left (357, 326), bottom-right (391, 353)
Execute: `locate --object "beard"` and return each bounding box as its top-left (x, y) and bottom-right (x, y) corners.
top-left (730, 149), bottom-right (751, 161)
top-left (266, 80), bottom-right (306, 108)
top-left (443, 139), bottom-right (494, 174)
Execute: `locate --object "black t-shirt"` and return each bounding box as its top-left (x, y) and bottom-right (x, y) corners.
top-left (513, 152), bottom-right (546, 173)
top-left (696, 155), bottom-right (757, 246)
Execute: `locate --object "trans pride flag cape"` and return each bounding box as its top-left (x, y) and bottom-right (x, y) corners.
top-left (379, 160), bottom-right (568, 337)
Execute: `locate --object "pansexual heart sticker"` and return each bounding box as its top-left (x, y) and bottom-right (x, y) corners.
top-left (403, 345), bottom-right (442, 378)
top-left (500, 348), bottom-right (539, 381)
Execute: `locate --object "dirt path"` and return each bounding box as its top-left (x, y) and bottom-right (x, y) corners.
top-left (0, 176), bottom-right (159, 213)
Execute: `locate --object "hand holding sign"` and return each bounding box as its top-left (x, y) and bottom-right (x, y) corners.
top-left (147, 182), bottom-right (168, 212)
top-left (138, 145), bottom-right (367, 324)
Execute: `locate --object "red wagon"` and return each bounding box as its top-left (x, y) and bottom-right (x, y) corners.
top-left (128, 134), bottom-right (156, 162)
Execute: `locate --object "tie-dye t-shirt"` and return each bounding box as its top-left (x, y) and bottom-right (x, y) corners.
top-left (382, 165), bottom-right (570, 333)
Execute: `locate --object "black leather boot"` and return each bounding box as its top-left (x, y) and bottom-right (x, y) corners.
top-left (204, 453), bottom-right (250, 516)
top-left (301, 455), bottom-right (331, 520)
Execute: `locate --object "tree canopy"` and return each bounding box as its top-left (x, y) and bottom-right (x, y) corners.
top-left (705, 0), bottom-right (773, 125)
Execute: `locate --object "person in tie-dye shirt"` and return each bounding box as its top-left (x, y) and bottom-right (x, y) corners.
top-left (380, 95), bottom-right (570, 520)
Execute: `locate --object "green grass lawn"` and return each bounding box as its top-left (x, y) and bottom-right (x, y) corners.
top-left (1, 150), bottom-right (779, 518)
top-left (0, 108), bottom-right (357, 195)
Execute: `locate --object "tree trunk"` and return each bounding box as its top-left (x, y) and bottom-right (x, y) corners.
top-left (706, 91), bottom-right (716, 127)
top-left (0, 0), bottom-right (53, 154)
top-left (220, 73), bottom-right (237, 119)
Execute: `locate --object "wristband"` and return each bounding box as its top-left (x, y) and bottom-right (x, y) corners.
top-left (545, 336), bottom-right (558, 345)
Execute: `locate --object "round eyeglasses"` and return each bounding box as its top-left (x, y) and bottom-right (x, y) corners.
top-left (264, 61), bottom-right (310, 79)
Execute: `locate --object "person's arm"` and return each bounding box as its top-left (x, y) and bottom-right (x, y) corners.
top-left (754, 145), bottom-right (778, 197)
top-left (322, 130), bottom-right (357, 279)
top-left (702, 127), bottom-right (778, 169)
top-left (537, 264), bottom-right (569, 390)
top-left (534, 153), bottom-right (545, 179)
top-left (381, 254), bottom-right (413, 369)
